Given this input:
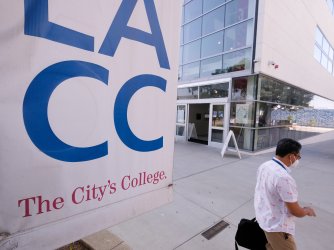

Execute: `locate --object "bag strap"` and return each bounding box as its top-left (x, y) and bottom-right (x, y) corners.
top-left (235, 241), bottom-right (239, 250)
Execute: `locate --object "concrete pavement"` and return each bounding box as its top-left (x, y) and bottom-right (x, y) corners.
top-left (106, 132), bottom-right (334, 250)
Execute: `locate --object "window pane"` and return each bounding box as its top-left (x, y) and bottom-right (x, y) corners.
top-left (179, 46), bottom-right (183, 65)
top-left (201, 31), bottom-right (223, 57)
top-left (212, 105), bottom-right (224, 127)
top-left (313, 45), bottom-right (321, 62)
top-left (327, 0), bottom-right (334, 13)
top-left (176, 125), bottom-right (185, 136)
top-left (199, 82), bottom-right (229, 98)
top-left (184, 0), bottom-right (202, 23)
top-left (230, 102), bottom-right (255, 127)
top-left (224, 20), bottom-right (253, 51)
top-left (177, 106), bottom-right (186, 123)
top-left (183, 18), bottom-right (202, 43)
top-left (203, 0), bottom-right (226, 13)
top-left (222, 48), bottom-right (251, 73)
top-left (177, 86), bottom-right (199, 100)
top-left (182, 62), bottom-right (200, 80)
top-left (180, 27), bottom-right (184, 45)
top-left (315, 27), bottom-right (323, 45)
top-left (211, 129), bottom-right (223, 142)
top-left (225, 0), bottom-right (252, 26)
top-left (232, 76), bottom-right (256, 100)
top-left (200, 56), bottom-right (223, 77)
top-left (183, 40), bottom-right (201, 64)
top-left (321, 54), bottom-right (328, 68)
top-left (259, 78), bottom-right (275, 102)
top-left (257, 103), bottom-right (293, 127)
top-left (329, 47), bottom-right (334, 60)
top-left (323, 38), bottom-right (330, 54)
top-left (178, 66), bottom-right (182, 80)
top-left (229, 127), bottom-right (253, 150)
top-left (202, 6), bottom-right (225, 35)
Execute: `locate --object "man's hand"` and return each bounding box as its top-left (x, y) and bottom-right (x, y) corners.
top-left (285, 202), bottom-right (317, 217)
top-left (303, 206), bottom-right (316, 216)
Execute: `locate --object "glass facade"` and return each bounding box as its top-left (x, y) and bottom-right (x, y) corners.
top-left (178, 1), bottom-right (334, 152)
top-left (177, 75), bottom-right (334, 151)
top-left (229, 75), bottom-right (334, 151)
top-left (177, 82), bottom-right (229, 100)
top-left (180, 0), bottom-right (255, 81)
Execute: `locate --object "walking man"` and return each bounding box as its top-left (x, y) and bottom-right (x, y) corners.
top-left (254, 138), bottom-right (316, 249)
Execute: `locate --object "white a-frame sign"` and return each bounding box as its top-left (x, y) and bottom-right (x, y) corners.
top-left (221, 130), bottom-right (241, 159)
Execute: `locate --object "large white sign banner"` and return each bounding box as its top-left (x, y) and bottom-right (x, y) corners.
top-left (0, 1), bottom-right (181, 249)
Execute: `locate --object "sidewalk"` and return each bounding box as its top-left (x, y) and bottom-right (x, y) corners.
top-left (107, 132), bottom-right (334, 250)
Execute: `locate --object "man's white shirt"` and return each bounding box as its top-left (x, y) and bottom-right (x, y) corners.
top-left (254, 157), bottom-right (298, 235)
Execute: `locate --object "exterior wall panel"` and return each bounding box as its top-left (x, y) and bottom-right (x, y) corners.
top-left (255, 0), bottom-right (334, 101)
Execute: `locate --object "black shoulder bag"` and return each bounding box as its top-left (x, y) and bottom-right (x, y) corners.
top-left (235, 218), bottom-right (267, 250)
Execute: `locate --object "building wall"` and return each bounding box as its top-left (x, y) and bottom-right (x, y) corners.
top-left (255, 0), bottom-right (334, 101)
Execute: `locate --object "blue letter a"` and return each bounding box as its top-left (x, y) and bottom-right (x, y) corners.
top-left (24, 0), bottom-right (94, 51)
top-left (99, 0), bottom-right (170, 69)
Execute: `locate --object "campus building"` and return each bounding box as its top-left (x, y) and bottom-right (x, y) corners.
top-left (176, 0), bottom-right (334, 151)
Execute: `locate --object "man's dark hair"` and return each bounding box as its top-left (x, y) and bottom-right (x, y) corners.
top-left (275, 138), bottom-right (301, 157)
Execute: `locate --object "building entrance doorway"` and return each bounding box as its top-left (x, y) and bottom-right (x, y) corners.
top-left (188, 104), bottom-right (210, 145)
top-left (175, 78), bottom-right (231, 147)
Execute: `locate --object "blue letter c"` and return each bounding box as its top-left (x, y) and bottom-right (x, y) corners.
top-left (114, 74), bottom-right (166, 152)
top-left (23, 61), bottom-right (109, 162)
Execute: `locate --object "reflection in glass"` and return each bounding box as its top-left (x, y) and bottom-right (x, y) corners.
top-left (199, 82), bottom-right (229, 99)
top-left (201, 31), bottom-right (223, 58)
top-left (212, 105), bottom-right (224, 127)
top-left (202, 6), bottom-right (225, 35)
top-left (182, 62), bottom-right (200, 80)
top-left (258, 76), bottom-right (314, 107)
top-left (183, 40), bottom-right (201, 64)
top-left (224, 20), bottom-right (253, 51)
top-left (232, 76), bottom-right (256, 100)
top-left (178, 66), bottom-right (182, 80)
top-left (211, 129), bottom-right (223, 142)
top-left (228, 127), bottom-right (254, 150)
top-left (177, 86), bottom-right (199, 100)
top-left (222, 48), bottom-right (251, 73)
top-left (225, 0), bottom-right (253, 26)
top-left (200, 56), bottom-right (223, 77)
top-left (203, 0), bottom-right (226, 13)
top-left (255, 101), bottom-right (334, 128)
top-left (177, 105), bottom-right (186, 123)
top-left (176, 125), bottom-right (185, 136)
top-left (230, 102), bottom-right (255, 127)
top-left (183, 18), bottom-right (202, 43)
top-left (184, 0), bottom-right (202, 23)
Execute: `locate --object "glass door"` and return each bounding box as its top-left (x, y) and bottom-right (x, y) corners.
top-left (209, 104), bottom-right (225, 147)
top-left (175, 104), bottom-right (187, 141)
